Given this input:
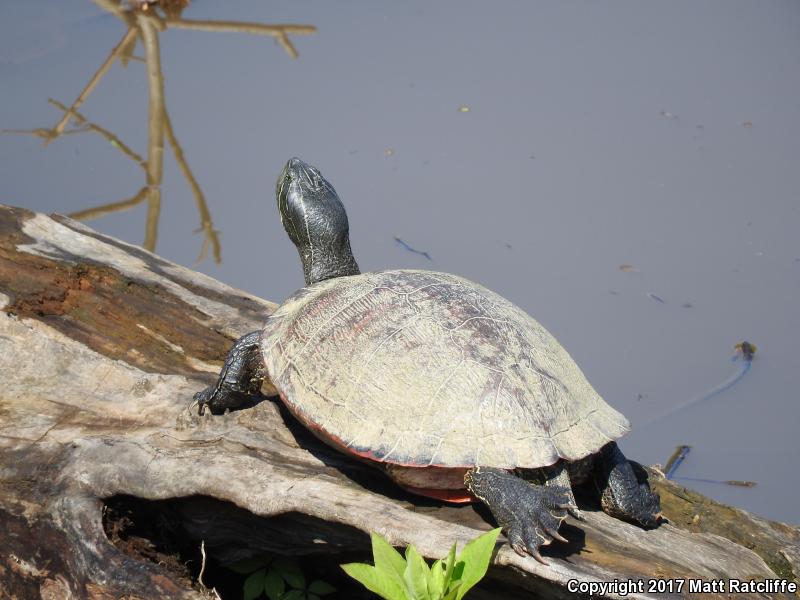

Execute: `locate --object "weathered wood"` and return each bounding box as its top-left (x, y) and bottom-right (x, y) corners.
top-left (0, 204), bottom-right (798, 599)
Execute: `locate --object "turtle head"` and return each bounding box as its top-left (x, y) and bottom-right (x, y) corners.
top-left (276, 158), bottom-right (360, 286)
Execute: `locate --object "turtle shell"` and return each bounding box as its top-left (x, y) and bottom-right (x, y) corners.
top-left (262, 269), bottom-right (629, 469)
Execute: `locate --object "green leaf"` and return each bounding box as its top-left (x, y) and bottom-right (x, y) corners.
top-left (341, 563), bottom-right (407, 600)
top-left (403, 545), bottom-right (431, 600)
top-left (272, 558), bottom-right (305, 589)
top-left (450, 562), bottom-right (464, 584)
top-left (454, 528), bottom-right (501, 600)
top-left (371, 532), bottom-right (407, 588)
top-left (442, 544), bottom-right (457, 591)
top-left (281, 590), bottom-right (305, 600)
top-left (427, 560), bottom-right (445, 599)
top-left (283, 571), bottom-right (306, 590)
top-left (307, 580), bottom-right (336, 596)
top-left (228, 555), bottom-right (272, 574)
top-left (243, 568), bottom-right (267, 600)
top-left (442, 580), bottom-right (462, 600)
top-left (263, 568), bottom-right (286, 600)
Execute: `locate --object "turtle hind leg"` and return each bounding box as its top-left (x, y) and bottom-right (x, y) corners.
top-left (464, 466), bottom-right (572, 564)
top-left (593, 441), bottom-right (662, 527)
top-left (544, 462), bottom-right (585, 521)
top-left (195, 330), bottom-right (267, 415)
top-left (518, 461), bottom-right (584, 521)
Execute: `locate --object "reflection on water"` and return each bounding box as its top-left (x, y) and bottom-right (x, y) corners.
top-left (2, 0), bottom-right (315, 263)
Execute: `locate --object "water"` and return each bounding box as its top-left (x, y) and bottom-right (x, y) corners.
top-left (1, 0), bottom-right (798, 524)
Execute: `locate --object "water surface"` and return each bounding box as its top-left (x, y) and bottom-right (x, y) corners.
top-left (2, 0), bottom-right (798, 523)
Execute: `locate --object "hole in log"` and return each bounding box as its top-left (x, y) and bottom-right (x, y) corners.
top-left (102, 495), bottom-right (378, 598)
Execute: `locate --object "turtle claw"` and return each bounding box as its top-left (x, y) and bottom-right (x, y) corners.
top-left (557, 502), bottom-right (586, 521)
top-left (569, 507), bottom-right (586, 521)
top-left (529, 546), bottom-right (550, 566)
top-left (508, 531), bottom-right (530, 558)
top-left (531, 549), bottom-right (549, 566)
top-left (509, 528), bottom-right (549, 565)
top-left (545, 525), bottom-right (569, 543)
top-left (194, 387), bottom-right (213, 416)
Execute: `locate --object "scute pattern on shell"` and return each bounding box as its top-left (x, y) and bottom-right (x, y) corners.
top-left (262, 270), bottom-right (630, 469)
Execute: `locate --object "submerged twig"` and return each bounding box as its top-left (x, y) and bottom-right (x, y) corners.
top-left (664, 445), bottom-right (691, 480)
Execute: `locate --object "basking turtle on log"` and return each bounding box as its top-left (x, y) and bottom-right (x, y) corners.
top-left (195, 157), bottom-right (662, 563)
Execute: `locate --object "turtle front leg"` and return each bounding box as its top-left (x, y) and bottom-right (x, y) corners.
top-left (592, 442), bottom-right (661, 527)
top-left (195, 330), bottom-right (267, 415)
top-left (464, 467), bottom-right (572, 564)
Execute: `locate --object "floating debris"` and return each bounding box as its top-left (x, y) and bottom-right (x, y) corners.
top-left (646, 292), bottom-right (665, 304)
top-left (734, 341), bottom-right (757, 362)
top-left (682, 302), bottom-right (693, 308)
top-left (725, 480), bottom-right (757, 487)
top-left (664, 445), bottom-right (691, 480)
top-left (608, 290), bottom-right (620, 296)
top-left (384, 148), bottom-right (394, 156)
top-left (695, 124), bottom-right (705, 130)
top-left (742, 121), bottom-right (753, 129)
top-left (348, 149), bottom-right (359, 155)
top-left (394, 237), bottom-right (432, 261)
top-left (458, 105), bottom-right (470, 113)
top-left (659, 110), bottom-right (678, 120)
top-left (618, 264), bottom-right (639, 273)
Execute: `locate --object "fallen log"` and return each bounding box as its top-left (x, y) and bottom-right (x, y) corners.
top-left (0, 204), bottom-right (797, 599)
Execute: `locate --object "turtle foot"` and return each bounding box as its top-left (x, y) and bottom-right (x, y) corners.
top-left (598, 443), bottom-right (662, 528)
top-left (195, 386), bottom-right (251, 416)
top-left (465, 467), bottom-right (571, 564)
top-left (194, 330), bottom-right (266, 416)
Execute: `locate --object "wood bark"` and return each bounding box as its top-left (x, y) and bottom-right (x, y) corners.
top-left (0, 205), bottom-right (798, 599)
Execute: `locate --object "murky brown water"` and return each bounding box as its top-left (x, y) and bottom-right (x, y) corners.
top-left (2, 1), bottom-right (799, 523)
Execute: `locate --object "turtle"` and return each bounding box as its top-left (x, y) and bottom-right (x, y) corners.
top-left (195, 157), bottom-right (661, 563)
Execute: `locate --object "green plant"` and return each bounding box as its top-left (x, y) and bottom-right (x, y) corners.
top-left (228, 555), bottom-right (336, 600)
top-left (341, 528), bottom-right (501, 600)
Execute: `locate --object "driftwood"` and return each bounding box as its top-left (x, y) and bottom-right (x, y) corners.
top-left (0, 204), bottom-right (798, 599)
